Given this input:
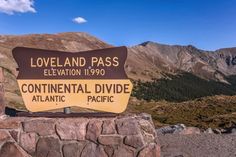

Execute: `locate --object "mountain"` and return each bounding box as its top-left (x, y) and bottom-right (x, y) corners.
top-left (0, 32), bottom-right (236, 108)
top-left (127, 41), bottom-right (236, 82)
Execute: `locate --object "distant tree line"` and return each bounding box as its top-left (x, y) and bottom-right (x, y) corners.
top-left (132, 72), bottom-right (236, 102)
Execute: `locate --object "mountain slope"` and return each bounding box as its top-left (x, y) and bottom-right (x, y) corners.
top-left (0, 32), bottom-right (236, 109)
top-left (127, 42), bottom-right (236, 82)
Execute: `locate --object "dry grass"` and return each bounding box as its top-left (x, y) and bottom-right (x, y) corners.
top-left (127, 95), bottom-right (236, 129)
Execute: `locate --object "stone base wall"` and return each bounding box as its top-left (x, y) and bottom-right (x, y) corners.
top-left (0, 114), bottom-right (160, 157)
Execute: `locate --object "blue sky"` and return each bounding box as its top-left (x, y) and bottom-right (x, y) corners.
top-left (0, 0), bottom-right (236, 50)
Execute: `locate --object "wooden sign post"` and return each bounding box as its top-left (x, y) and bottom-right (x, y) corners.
top-left (0, 67), bottom-right (5, 115)
top-left (12, 47), bottom-right (133, 113)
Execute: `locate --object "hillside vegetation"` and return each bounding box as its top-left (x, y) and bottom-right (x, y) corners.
top-left (128, 95), bottom-right (236, 129)
top-left (132, 73), bottom-right (236, 102)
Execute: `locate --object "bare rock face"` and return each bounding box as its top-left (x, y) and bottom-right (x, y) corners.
top-left (0, 130), bottom-right (11, 141)
top-left (156, 124), bottom-right (201, 135)
top-left (23, 119), bottom-right (55, 136)
top-left (179, 127), bottom-right (201, 135)
top-left (124, 135), bottom-right (145, 148)
top-left (98, 135), bottom-right (123, 145)
top-left (85, 120), bottom-right (103, 143)
top-left (230, 128), bottom-right (236, 134)
top-left (19, 132), bottom-right (37, 155)
top-left (36, 137), bottom-right (61, 157)
top-left (116, 117), bottom-right (140, 135)
top-left (81, 142), bottom-right (107, 157)
top-left (156, 124), bottom-right (186, 135)
top-left (9, 130), bottom-right (19, 142)
top-left (56, 119), bottom-right (88, 140)
top-left (104, 146), bottom-right (114, 157)
top-left (128, 42), bottom-right (236, 82)
top-left (102, 119), bottom-right (116, 134)
top-left (63, 142), bottom-right (86, 157)
top-left (0, 142), bottom-right (30, 157)
top-left (138, 118), bottom-right (156, 144)
top-left (0, 118), bottom-right (22, 129)
top-left (113, 146), bottom-right (134, 157)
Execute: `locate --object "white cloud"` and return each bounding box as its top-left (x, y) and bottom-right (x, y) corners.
top-left (0, 0), bottom-right (36, 15)
top-left (73, 17), bottom-right (87, 24)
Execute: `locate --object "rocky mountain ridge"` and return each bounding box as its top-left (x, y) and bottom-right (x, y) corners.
top-left (127, 41), bottom-right (236, 82)
top-left (1, 32), bottom-right (236, 82)
top-left (0, 32), bottom-right (236, 108)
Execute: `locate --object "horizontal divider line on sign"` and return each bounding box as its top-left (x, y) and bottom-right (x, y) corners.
top-left (16, 111), bottom-right (120, 118)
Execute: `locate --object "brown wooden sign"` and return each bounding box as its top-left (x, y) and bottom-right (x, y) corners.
top-left (12, 47), bottom-right (133, 113)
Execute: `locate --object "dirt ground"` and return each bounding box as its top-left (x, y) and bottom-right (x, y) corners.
top-left (158, 134), bottom-right (236, 157)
